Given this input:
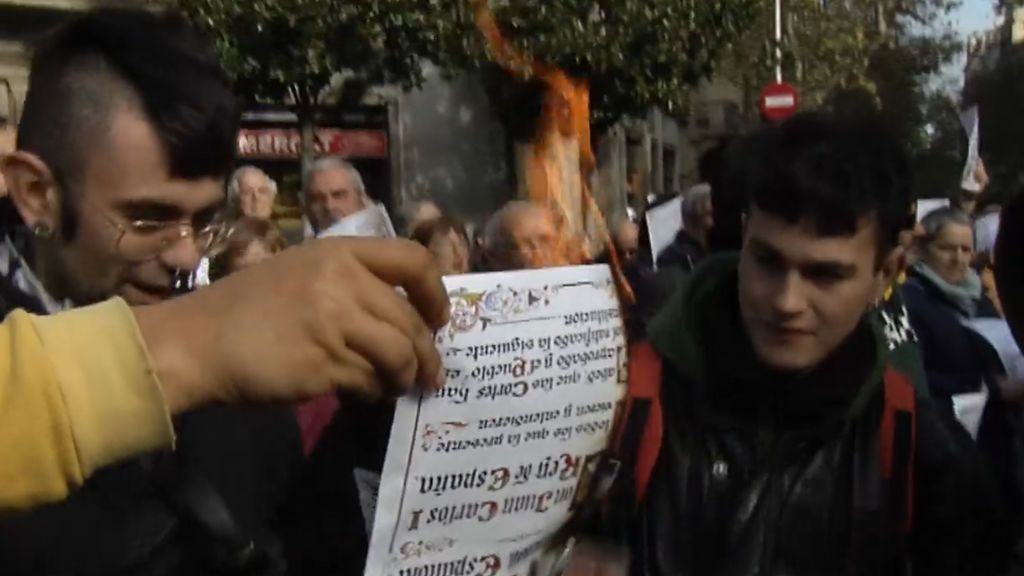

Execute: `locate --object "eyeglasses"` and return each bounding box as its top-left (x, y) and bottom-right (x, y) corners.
top-left (94, 207), bottom-right (227, 262)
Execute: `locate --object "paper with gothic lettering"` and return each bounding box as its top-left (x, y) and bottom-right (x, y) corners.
top-left (364, 265), bottom-right (628, 576)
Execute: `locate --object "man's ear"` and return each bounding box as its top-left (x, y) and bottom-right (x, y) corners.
top-left (873, 245), bottom-right (906, 303)
top-left (1, 151), bottom-right (61, 232)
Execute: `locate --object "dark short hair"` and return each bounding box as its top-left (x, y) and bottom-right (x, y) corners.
top-left (210, 217), bottom-right (286, 280)
top-left (725, 112), bottom-right (910, 259)
top-left (410, 215), bottom-right (467, 249)
top-left (16, 9), bottom-right (238, 238)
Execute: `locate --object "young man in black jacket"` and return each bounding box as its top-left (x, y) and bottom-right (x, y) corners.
top-left (618, 113), bottom-right (1009, 576)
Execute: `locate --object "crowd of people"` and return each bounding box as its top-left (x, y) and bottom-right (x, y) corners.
top-left (2, 7), bottom-right (1024, 576)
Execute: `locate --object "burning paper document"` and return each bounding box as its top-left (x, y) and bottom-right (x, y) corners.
top-left (364, 265), bottom-right (628, 576)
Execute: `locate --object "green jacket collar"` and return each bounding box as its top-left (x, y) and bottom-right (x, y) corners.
top-left (647, 254), bottom-right (889, 428)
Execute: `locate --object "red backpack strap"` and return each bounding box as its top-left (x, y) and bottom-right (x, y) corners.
top-left (881, 366), bottom-right (917, 533)
top-left (614, 341), bottom-right (664, 504)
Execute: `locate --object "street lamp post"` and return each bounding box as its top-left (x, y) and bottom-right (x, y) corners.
top-left (774, 0), bottom-right (783, 83)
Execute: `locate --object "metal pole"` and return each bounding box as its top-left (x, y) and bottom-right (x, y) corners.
top-left (774, 0), bottom-right (783, 83)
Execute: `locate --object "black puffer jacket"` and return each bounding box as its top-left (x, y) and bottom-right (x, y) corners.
top-left (630, 255), bottom-right (1008, 576)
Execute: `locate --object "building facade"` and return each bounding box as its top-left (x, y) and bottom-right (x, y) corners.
top-left (1, 0), bottom-right (170, 122)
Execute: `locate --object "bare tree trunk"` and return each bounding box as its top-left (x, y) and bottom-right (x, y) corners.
top-left (294, 84), bottom-right (316, 193)
top-left (299, 109), bottom-right (315, 189)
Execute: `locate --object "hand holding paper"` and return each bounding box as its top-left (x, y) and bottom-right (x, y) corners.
top-left (365, 265), bottom-right (628, 576)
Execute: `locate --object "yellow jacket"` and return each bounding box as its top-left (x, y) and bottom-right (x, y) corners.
top-left (0, 299), bottom-right (173, 510)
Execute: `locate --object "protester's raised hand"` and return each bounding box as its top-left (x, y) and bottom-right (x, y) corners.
top-left (134, 238), bottom-right (450, 413)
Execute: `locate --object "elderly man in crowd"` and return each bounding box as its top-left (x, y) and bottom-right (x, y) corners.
top-left (304, 156), bottom-right (371, 234)
top-left (482, 200), bottom-right (579, 271)
top-left (228, 165), bottom-right (278, 221)
top-left (656, 182), bottom-right (714, 272)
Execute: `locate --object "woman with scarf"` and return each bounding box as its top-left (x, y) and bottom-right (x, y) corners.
top-left (905, 207), bottom-right (1024, 551)
top-left (904, 207), bottom-right (1002, 407)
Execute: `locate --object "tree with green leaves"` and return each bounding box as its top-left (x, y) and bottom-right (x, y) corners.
top-left (429, 0), bottom-right (761, 132)
top-left (964, 1), bottom-right (1024, 200)
top-left (719, 0), bottom-right (960, 112)
top-left (180, 0), bottom-right (762, 148)
top-left (717, 0), bottom-right (964, 203)
top-left (179, 0), bottom-right (762, 236)
top-left (178, 0), bottom-right (456, 178)
top-left (911, 92), bottom-right (968, 199)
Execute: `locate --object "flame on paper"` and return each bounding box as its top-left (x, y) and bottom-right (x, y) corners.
top-left (472, 0), bottom-right (634, 303)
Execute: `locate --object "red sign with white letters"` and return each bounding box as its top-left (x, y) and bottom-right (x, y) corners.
top-left (237, 128), bottom-right (389, 160)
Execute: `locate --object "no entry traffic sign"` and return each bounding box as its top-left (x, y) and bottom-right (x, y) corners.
top-left (759, 82), bottom-right (800, 122)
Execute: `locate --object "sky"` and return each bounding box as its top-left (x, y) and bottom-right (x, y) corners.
top-left (956, 0), bottom-right (998, 36)
top-left (937, 1), bottom-right (999, 90)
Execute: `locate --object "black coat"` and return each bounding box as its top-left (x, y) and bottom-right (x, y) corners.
top-left (902, 270), bottom-right (1000, 401)
top-left (0, 408), bottom-right (301, 576)
top-left (655, 230), bottom-right (706, 273)
top-left (283, 398), bottom-right (394, 576)
top-left (632, 256), bottom-right (1008, 576)
top-left (0, 280), bottom-right (303, 576)
top-left (903, 270), bottom-right (1024, 565)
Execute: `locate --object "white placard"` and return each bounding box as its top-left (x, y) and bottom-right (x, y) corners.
top-left (916, 198), bottom-right (950, 223)
top-left (365, 265), bottom-right (628, 576)
top-left (952, 389), bottom-right (989, 440)
top-left (318, 203), bottom-right (397, 239)
top-left (645, 196), bottom-right (684, 269)
top-left (960, 106), bottom-right (983, 193)
top-left (975, 211), bottom-right (1001, 256)
top-left (967, 318), bottom-right (1024, 395)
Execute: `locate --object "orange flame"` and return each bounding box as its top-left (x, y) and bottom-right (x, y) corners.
top-left (472, 0), bottom-right (634, 304)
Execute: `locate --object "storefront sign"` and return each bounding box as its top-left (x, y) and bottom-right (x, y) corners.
top-left (237, 128), bottom-right (389, 160)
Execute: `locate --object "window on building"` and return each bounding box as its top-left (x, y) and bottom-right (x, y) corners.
top-left (663, 147), bottom-right (677, 195)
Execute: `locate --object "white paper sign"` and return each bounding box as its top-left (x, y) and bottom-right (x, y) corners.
top-left (967, 318), bottom-right (1024, 395)
top-left (318, 203), bottom-right (397, 239)
top-left (645, 196), bottom-right (684, 269)
top-left (960, 106), bottom-right (982, 193)
top-left (365, 265), bottom-right (628, 576)
top-left (916, 198), bottom-right (950, 223)
top-left (975, 211), bottom-right (1001, 256)
top-left (952, 389), bottom-right (989, 440)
